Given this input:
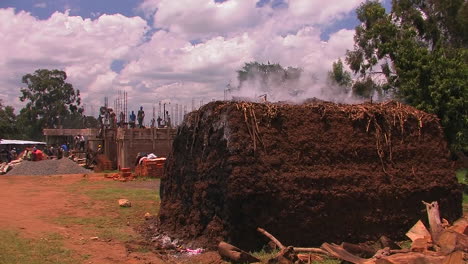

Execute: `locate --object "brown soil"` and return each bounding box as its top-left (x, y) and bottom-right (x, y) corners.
top-left (156, 100), bottom-right (462, 250)
top-left (0, 173), bottom-right (165, 264)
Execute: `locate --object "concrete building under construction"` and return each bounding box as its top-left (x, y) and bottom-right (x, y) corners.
top-left (43, 127), bottom-right (176, 170)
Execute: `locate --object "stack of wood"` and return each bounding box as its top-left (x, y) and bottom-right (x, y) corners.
top-left (135, 158), bottom-right (166, 178)
top-left (218, 201), bottom-right (467, 264)
top-left (94, 154), bottom-right (113, 172)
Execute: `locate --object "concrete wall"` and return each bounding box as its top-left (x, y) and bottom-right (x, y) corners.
top-left (103, 129), bottom-right (117, 168)
top-left (116, 128), bottom-right (176, 169)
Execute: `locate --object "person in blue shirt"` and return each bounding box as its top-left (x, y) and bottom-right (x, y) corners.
top-left (129, 111), bottom-right (136, 128)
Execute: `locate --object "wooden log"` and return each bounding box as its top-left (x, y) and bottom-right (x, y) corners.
top-left (410, 238), bottom-right (429, 253)
top-left (321, 243), bottom-right (374, 264)
top-left (448, 217), bottom-right (468, 235)
top-left (257, 227), bottom-right (285, 250)
top-left (423, 201), bottom-right (444, 242)
top-left (342, 242), bottom-right (377, 258)
top-left (437, 230), bottom-right (468, 255)
top-left (378, 236), bottom-right (401, 250)
top-left (292, 247), bottom-right (330, 255)
top-left (375, 252), bottom-right (446, 264)
top-left (218, 241), bottom-right (260, 263)
top-left (267, 246), bottom-right (304, 264)
top-left (297, 254), bottom-right (324, 263)
top-left (442, 251), bottom-right (464, 264)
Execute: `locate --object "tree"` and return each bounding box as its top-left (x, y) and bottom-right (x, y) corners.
top-left (0, 100), bottom-right (17, 139)
top-left (328, 59), bottom-right (352, 94)
top-left (19, 69), bottom-right (84, 138)
top-left (345, 0), bottom-right (468, 152)
top-left (237, 62), bottom-right (303, 97)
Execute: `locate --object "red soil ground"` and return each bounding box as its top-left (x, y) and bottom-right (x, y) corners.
top-left (0, 173), bottom-right (165, 264)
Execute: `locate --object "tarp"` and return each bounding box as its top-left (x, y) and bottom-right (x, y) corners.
top-left (0, 139), bottom-right (46, 145)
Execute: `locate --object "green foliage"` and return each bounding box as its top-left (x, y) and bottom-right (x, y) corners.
top-left (0, 100), bottom-right (17, 139)
top-left (237, 62), bottom-right (303, 96)
top-left (456, 169), bottom-right (467, 185)
top-left (345, 0), bottom-right (468, 152)
top-left (352, 77), bottom-right (382, 99)
top-left (328, 59), bottom-right (352, 94)
top-left (19, 69), bottom-right (84, 138)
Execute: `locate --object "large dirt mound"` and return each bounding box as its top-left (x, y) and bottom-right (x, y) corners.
top-left (157, 100), bottom-right (462, 250)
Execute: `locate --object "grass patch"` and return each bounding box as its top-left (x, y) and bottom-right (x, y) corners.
top-left (58, 178), bottom-right (160, 242)
top-left (457, 169), bottom-right (468, 212)
top-left (456, 168), bottom-right (467, 185)
top-left (85, 187), bottom-right (158, 201)
top-left (0, 230), bottom-right (79, 264)
top-left (250, 248), bottom-right (279, 262)
top-left (54, 215), bottom-right (135, 242)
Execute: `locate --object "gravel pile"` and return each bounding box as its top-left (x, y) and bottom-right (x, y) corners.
top-left (6, 158), bottom-right (91, 176)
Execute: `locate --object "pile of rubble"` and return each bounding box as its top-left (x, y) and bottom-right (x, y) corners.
top-left (104, 167), bottom-right (135, 182)
top-left (5, 158), bottom-right (91, 175)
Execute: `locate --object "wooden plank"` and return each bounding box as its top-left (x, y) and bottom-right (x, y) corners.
top-left (321, 243), bottom-right (373, 264)
top-left (217, 241), bottom-right (260, 263)
top-left (375, 252), bottom-right (446, 264)
top-left (406, 220), bottom-right (431, 242)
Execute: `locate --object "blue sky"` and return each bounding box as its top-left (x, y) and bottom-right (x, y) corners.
top-left (0, 0), bottom-right (144, 19)
top-left (0, 0), bottom-right (391, 39)
top-left (0, 0), bottom-right (392, 119)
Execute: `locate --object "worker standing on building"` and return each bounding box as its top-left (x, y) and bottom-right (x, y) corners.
top-left (137, 106), bottom-right (145, 128)
top-left (119, 111), bottom-right (125, 127)
top-left (129, 111), bottom-right (136, 128)
top-left (157, 116), bottom-right (162, 128)
top-left (79, 135), bottom-right (85, 151)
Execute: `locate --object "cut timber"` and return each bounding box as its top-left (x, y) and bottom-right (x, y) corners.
top-left (423, 201), bottom-right (444, 242)
top-left (378, 236), bottom-right (401, 250)
top-left (406, 220), bottom-right (431, 242)
top-left (342, 242), bottom-right (377, 258)
top-left (257, 227), bottom-right (285, 249)
top-left (297, 254), bottom-right (323, 263)
top-left (321, 243), bottom-right (373, 264)
top-left (448, 218), bottom-right (468, 235)
top-left (217, 241), bottom-right (260, 263)
top-left (293, 247), bottom-right (330, 255)
top-left (267, 246), bottom-right (303, 264)
top-left (375, 252), bottom-right (446, 264)
top-left (442, 251), bottom-right (464, 264)
top-left (410, 238), bottom-right (429, 253)
top-left (437, 230), bottom-right (468, 255)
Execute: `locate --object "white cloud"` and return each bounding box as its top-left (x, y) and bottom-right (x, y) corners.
top-left (0, 8), bottom-right (148, 112)
top-left (288, 0), bottom-right (364, 23)
top-left (0, 0), bottom-right (366, 119)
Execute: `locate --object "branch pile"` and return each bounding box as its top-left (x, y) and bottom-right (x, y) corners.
top-left (218, 201), bottom-right (466, 264)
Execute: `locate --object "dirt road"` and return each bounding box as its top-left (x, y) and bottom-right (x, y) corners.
top-left (0, 173), bottom-right (164, 264)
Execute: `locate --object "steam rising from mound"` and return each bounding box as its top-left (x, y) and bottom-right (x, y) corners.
top-left (157, 100), bottom-right (462, 250)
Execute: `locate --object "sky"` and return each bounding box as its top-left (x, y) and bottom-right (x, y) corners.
top-left (0, 0), bottom-right (391, 119)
